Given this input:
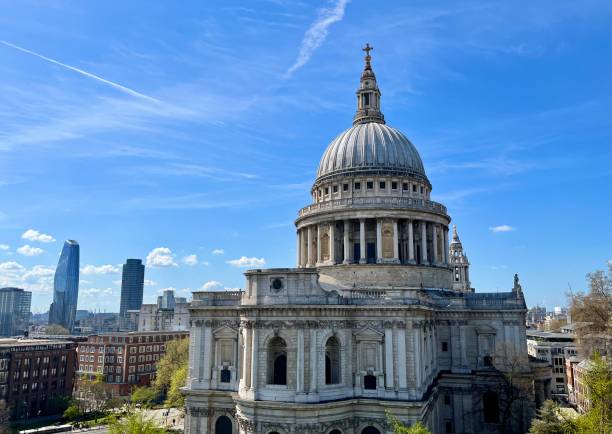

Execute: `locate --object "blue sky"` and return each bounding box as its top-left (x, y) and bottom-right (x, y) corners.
top-left (0, 0), bottom-right (610, 313)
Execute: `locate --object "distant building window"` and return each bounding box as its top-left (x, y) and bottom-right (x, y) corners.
top-left (367, 181), bottom-right (374, 190)
top-left (354, 182), bottom-right (361, 190)
top-left (379, 181), bottom-right (386, 190)
top-left (412, 184), bottom-right (417, 192)
top-left (343, 183), bottom-right (349, 192)
top-left (442, 342), bottom-right (449, 352)
top-left (403, 182), bottom-right (409, 191)
top-left (484, 356), bottom-right (493, 367)
top-left (325, 187), bottom-right (329, 195)
top-left (333, 185), bottom-right (338, 193)
top-left (444, 394), bottom-right (451, 405)
top-left (391, 181), bottom-right (398, 190)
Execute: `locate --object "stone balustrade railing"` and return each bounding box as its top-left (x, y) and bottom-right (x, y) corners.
top-left (297, 196), bottom-right (447, 218)
top-left (191, 291), bottom-right (243, 306)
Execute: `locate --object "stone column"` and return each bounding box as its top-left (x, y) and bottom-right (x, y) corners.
top-left (329, 222), bottom-right (335, 264)
top-left (408, 220), bottom-right (415, 263)
top-left (202, 325), bottom-right (212, 388)
top-left (309, 329), bottom-right (318, 394)
top-left (421, 222), bottom-right (428, 264)
top-left (189, 323), bottom-right (202, 387)
top-left (393, 219), bottom-right (399, 262)
top-left (413, 323), bottom-right (422, 397)
top-left (316, 224), bottom-right (322, 265)
top-left (397, 327), bottom-right (407, 389)
top-left (296, 230), bottom-right (301, 268)
top-left (432, 225), bottom-right (438, 265)
top-left (385, 327), bottom-right (394, 389)
top-left (359, 219), bottom-right (366, 264)
top-left (297, 328), bottom-right (304, 393)
top-left (343, 220), bottom-right (351, 264)
top-left (376, 219), bottom-right (383, 263)
top-left (243, 328), bottom-right (252, 388)
top-left (443, 227), bottom-right (449, 265)
top-left (307, 226), bottom-right (314, 267)
top-left (250, 327), bottom-right (258, 393)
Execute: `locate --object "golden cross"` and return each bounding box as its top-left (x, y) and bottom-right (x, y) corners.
top-left (362, 43), bottom-right (373, 56)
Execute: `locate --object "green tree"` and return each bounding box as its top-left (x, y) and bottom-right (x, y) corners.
top-left (165, 363), bottom-right (187, 407)
top-left (387, 411), bottom-right (433, 434)
top-left (63, 403), bottom-right (82, 421)
top-left (528, 400), bottom-right (578, 434)
top-left (154, 337), bottom-right (189, 397)
top-left (108, 410), bottom-right (167, 434)
top-left (131, 386), bottom-right (159, 407)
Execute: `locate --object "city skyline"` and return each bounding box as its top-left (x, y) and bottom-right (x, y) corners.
top-left (0, 1), bottom-right (610, 313)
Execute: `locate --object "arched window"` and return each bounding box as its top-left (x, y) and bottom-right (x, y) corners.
top-left (483, 391), bottom-right (500, 423)
top-left (215, 415), bottom-right (232, 434)
top-left (325, 336), bottom-right (341, 384)
top-left (268, 337), bottom-right (287, 385)
top-left (362, 427), bottom-right (381, 434)
top-left (329, 430), bottom-right (342, 434)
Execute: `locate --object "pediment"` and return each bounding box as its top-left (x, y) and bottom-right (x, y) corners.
top-left (213, 325), bottom-right (238, 339)
top-left (354, 326), bottom-right (384, 341)
top-left (475, 324), bottom-right (497, 335)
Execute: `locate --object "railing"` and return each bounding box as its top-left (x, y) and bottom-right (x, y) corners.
top-left (349, 289), bottom-right (388, 299)
top-left (298, 196), bottom-right (447, 218)
top-left (191, 291), bottom-right (243, 306)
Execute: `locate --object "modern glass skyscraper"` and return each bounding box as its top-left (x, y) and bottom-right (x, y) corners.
top-left (119, 259), bottom-right (145, 330)
top-left (0, 287), bottom-right (32, 337)
top-left (48, 240), bottom-right (79, 332)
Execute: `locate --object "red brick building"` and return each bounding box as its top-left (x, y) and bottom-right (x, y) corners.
top-left (0, 338), bottom-right (77, 420)
top-left (76, 330), bottom-right (188, 396)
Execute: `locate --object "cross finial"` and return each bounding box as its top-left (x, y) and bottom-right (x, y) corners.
top-left (362, 43), bottom-right (373, 57)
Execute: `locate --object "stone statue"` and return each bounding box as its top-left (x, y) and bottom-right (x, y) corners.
top-left (513, 273), bottom-right (522, 292)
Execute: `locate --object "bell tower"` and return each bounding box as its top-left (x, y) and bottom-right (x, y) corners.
top-left (353, 43), bottom-right (385, 125)
top-left (449, 225), bottom-right (472, 292)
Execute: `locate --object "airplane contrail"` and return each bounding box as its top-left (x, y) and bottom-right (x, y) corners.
top-left (1, 40), bottom-right (161, 103)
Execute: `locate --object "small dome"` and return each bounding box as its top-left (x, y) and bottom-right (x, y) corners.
top-left (316, 122), bottom-right (428, 182)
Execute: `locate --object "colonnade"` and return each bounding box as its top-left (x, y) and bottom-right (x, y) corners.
top-left (297, 218), bottom-right (450, 268)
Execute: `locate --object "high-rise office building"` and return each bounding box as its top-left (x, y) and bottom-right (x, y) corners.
top-left (49, 240), bottom-right (80, 332)
top-left (119, 259), bottom-right (145, 330)
top-left (0, 287), bottom-right (32, 337)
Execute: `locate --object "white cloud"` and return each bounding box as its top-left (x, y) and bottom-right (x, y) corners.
top-left (226, 256), bottom-right (266, 268)
top-left (144, 279), bottom-right (157, 286)
top-left (202, 261), bottom-right (210, 267)
top-left (22, 265), bottom-right (55, 280)
top-left (81, 287), bottom-right (114, 297)
top-left (200, 280), bottom-right (223, 291)
top-left (0, 244), bottom-right (9, 250)
top-left (489, 225), bottom-right (516, 233)
top-left (17, 245), bottom-right (44, 256)
top-left (22, 229), bottom-right (55, 243)
top-left (0, 261), bottom-right (25, 272)
top-left (81, 264), bottom-right (120, 275)
top-left (182, 254), bottom-right (198, 266)
top-left (212, 249), bottom-right (225, 255)
top-left (286, 0), bottom-right (350, 77)
top-left (146, 247), bottom-right (177, 267)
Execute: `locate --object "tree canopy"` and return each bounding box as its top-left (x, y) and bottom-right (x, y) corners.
top-left (153, 337), bottom-right (188, 407)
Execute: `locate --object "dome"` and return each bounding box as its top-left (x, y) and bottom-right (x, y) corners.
top-left (316, 122), bottom-right (428, 182)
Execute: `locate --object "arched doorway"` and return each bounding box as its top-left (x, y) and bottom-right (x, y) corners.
top-left (483, 390), bottom-right (500, 423)
top-left (325, 336), bottom-right (340, 384)
top-left (215, 415), bottom-right (232, 434)
top-left (329, 430), bottom-right (342, 434)
top-left (362, 427), bottom-right (381, 434)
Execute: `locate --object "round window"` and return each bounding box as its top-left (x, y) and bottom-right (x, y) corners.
top-left (271, 278), bottom-right (283, 291)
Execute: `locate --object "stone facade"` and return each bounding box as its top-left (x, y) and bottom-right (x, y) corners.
top-left (184, 47), bottom-right (539, 434)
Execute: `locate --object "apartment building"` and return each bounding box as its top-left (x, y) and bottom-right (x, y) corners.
top-left (75, 330), bottom-right (188, 396)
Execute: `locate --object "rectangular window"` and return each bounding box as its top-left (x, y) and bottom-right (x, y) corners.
top-left (332, 185), bottom-right (338, 193)
top-left (391, 181), bottom-right (398, 190)
top-left (367, 181), bottom-right (374, 190)
top-left (324, 187), bottom-right (329, 195)
top-left (420, 186), bottom-right (424, 194)
top-left (403, 182), bottom-right (408, 191)
top-left (412, 184), bottom-right (417, 192)
top-left (343, 183), bottom-right (349, 192)
top-left (379, 181), bottom-right (386, 190)
top-left (444, 394), bottom-right (451, 405)
top-left (442, 342), bottom-right (449, 352)
top-left (354, 182), bottom-right (361, 190)
top-left (445, 421), bottom-right (453, 433)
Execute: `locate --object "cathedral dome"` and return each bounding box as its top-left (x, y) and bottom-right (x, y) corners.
top-left (316, 122), bottom-right (427, 182)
